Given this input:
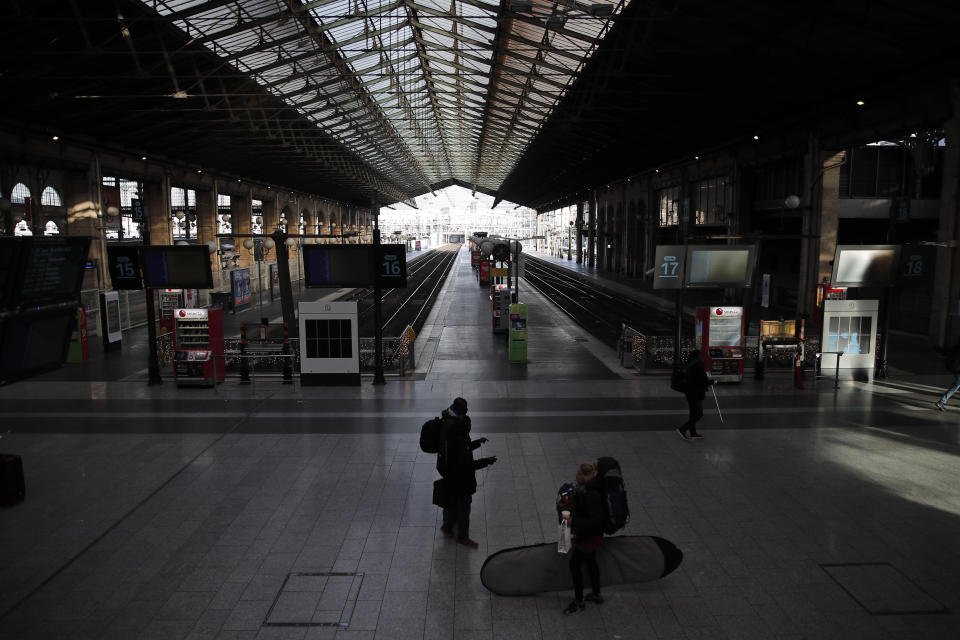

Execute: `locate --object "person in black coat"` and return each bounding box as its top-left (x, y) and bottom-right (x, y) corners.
top-left (935, 342), bottom-right (960, 411)
top-left (561, 461), bottom-right (604, 615)
top-left (436, 397), bottom-right (496, 548)
top-left (677, 349), bottom-right (713, 440)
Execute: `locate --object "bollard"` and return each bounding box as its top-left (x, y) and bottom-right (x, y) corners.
top-left (240, 322), bottom-right (250, 383)
top-left (282, 322), bottom-right (293, 384)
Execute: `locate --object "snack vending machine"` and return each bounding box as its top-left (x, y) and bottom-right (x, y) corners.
top-left (159, 289), bottom-right (183, 333)
top-left (173, 307), bottom-right (225, 386)
top-left (695, 306), bottom-right (744, 382)
top-left (491, 284), bottom-right (511, 333)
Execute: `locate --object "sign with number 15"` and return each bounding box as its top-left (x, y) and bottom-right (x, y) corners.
top-left (106, 245), bottom-right (143, 290)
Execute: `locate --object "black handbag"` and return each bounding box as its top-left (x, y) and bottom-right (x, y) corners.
top-left (432, 478), bottom-right (452, 509)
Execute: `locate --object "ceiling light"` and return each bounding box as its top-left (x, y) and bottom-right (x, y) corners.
top-left (141, 155), bottom-right (147, 160)
top-left (51, 135), bottom-right (59, 141)
top-left (856, 100), bottom-right (865, 106)
top-left (753, 135), bottom-right (759, 140)
top-left (171, 90), bottom-right (188, 99)
top-left (694, 155), bottom-right (699, 160)
top-left (197, 169), bottom-right (202, 173)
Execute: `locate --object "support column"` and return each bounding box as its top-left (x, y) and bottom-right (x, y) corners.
top-left (931, 93), bottom-right (960, 345)
top-left (143, 175), bottom-right (171, 246)
top-left (816, 151), bottom-right (844, 292)
top-left (233, 190), bottom-right (252, 270)
top-left (575, 201), bottom-right (584, 263)
top-left (63, 167), bottom-right (100, 290)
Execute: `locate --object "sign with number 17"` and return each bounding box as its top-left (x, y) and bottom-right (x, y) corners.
top-left (653, 245), bottom-right (686, 290)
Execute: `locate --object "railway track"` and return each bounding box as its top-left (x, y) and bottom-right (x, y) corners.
top-left (351, 245), bottom-right (460, 337)
top-left (520, 254), bottom-right (681, 348)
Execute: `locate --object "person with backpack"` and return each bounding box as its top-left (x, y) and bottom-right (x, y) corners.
top-left (436, 397), bottom-right (496, 548)
top-left (935, 342), bottom-right (960, 411)
top-left (676, 349), bottom-right (714, 440)
top-left (561, 461), bottom-right (604, 615)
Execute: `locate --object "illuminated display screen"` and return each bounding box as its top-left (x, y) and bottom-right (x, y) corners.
top-left (302, 245), bottom-right (373, 287)
top-left (12, 237), bottom-right (91, 307)
top-left (687, 249), bottom-right (752, 287)
top-left (142, 246), bottom-right (213, 289)
top-left (832, 246), bottom-right (898, 287)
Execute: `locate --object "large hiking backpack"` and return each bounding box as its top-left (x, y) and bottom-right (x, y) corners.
top-left (419, 417), bottom-right (444, 453)
top-left (597, 456), bottom-right (629, 535)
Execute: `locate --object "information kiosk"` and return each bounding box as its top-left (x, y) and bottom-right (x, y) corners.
top-left (695, 306), bottom-right (745, 382)
top-left (172, 307), bottom-right (225, 386)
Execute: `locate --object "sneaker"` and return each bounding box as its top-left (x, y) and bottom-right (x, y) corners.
top-left (457, 538), bottom-right (479, 548)
top-left (585, 593), bottom-right (604, 604)
top-left (440, 524), bottom-right (455, 536)
top-left (936, 400), bottom-right (945, 412)
top-left (676, 429), bottom-right (689, 441)
top-left (562, 600), bottom-right (585, 615)
top-left (689, 433), bottom-right (704, 439)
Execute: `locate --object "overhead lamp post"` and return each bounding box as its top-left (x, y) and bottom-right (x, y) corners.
top-left (567, 220), bottom-right (574, 260)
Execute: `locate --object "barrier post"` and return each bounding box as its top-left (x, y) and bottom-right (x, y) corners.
top-left (240, 322), bottom-right (250, 383)
top-left (282, 322), bottom-right (293, 384)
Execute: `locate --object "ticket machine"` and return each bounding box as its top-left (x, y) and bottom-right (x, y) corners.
top-left (695, 306), bottom-right (745, 382)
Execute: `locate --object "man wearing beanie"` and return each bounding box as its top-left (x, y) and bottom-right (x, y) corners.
top-left (436, 397), bottom-right (496, 548)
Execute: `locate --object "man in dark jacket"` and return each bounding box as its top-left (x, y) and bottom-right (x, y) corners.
top-left (561, 461), bottom-right (604, 615)
top-left (677, 349), bottom-right (713, 440)
top-left (936, 342), bottom-right (960, 411)
top-left (436, 397), bottom-right (496, 548)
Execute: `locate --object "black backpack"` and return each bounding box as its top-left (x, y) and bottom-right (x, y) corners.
top-left (670, 368), bottom-right (687, 393)
top-left (596, 456), bottom-right (629, 535)
top-left (419, 417), bottom-right (444, 454)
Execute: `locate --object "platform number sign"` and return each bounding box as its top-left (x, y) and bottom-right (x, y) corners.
top-left (653, 245), bottom-right (686, 290)
top-left (375, 244), bottom-right (407, 288)
top-left (106, 245), bottom-right (143, 290)
top-left (131, 198), bottom-right (144, 223)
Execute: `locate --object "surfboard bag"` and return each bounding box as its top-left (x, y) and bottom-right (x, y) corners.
top-left (480, 535), bottom-right (682, 596)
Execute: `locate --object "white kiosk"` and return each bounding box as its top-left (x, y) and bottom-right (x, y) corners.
top-left (299, 301), bottom-right (360, 386)
top-left (820, 299), bottom-right (878, 382)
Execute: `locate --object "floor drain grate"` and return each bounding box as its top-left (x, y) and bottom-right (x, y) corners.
top-left (263, 571), bottom-right (364, 627)
top-left (820, 563), bottom-right (947, 615)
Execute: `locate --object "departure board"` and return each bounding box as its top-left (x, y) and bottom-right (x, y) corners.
top-left (302, 245), bottom-right (373, 287)
top-left (13, 237), bottom-right (92, 307)
top-left (141, 245), bottom-right (213, 289)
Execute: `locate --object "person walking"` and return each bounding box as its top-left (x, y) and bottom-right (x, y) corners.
top-left (561, 461), bottom-right (604, 615)
top-left (677, 349), bottom-right (713, 440)
top-left (436, 397), bottom-right (496, 548)
top-left (936, 342), bottom-right (960, 411)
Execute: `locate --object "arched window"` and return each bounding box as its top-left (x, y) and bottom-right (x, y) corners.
top-left (11, 183), bottom-right (30, 204)
top-left (44, 220), bottom-right (60, 235)
top-left (41, 186), bottom-right (63, 207)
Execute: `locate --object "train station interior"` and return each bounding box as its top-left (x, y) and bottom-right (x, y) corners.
top-left (2, 1), bottom-right (960, 639)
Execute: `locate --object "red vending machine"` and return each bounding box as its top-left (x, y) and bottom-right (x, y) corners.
top-left (695, 306), bottom-right (744, 382)
top-left (173, 307), bottom-right (225, 386)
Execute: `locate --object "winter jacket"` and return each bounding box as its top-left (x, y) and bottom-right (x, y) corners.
top-left (684, 356), bottom-right (711, 401)
top-left (436, 408), bottom-right (493, 496)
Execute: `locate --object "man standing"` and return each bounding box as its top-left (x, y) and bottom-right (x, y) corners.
top-left (436, 397), bottom-right (496, 548)
top-left (677, 350), bottom-right (713, 440)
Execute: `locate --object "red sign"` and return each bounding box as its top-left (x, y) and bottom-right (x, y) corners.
top-left (479, 259), bottom-right (490, 284)
top-left (471, 250), bottom-right (481, 268)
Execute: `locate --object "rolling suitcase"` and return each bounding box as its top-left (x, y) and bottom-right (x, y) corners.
top-left (0, 454), bottom-right (25, 505)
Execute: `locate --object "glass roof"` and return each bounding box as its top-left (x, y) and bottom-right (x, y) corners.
top-left (147, 0), bottom-right (627, 200)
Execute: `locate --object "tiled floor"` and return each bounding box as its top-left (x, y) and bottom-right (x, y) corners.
top-left (1, 248), bottom-right (959, 639)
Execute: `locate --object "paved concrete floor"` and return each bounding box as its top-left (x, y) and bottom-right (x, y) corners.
top-left (1, 247), bottom-right (959, 639)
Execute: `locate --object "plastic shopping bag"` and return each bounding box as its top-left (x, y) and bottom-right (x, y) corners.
top-left (557, 522), bottom-right (572, 554)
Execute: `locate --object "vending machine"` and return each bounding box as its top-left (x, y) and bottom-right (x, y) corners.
top-left (695, 306), bottom-right (745, 382)
top-left (173, 307), bottom-right (225, 386)
top-left (159, 289), bottom-right (183, 333)
top-left (509, 303), bottom-right (528, 363)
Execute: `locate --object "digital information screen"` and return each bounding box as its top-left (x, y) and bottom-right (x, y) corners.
top-left (686, 247), bottom-right (754, 288)
top-left (303, 245), bottom-right (374, 287)
top-left (0, 306), bottom-right (76, 384)
top-left (653, 245), bottom-right (686, 290)
top-left (375, 244), bottom-right (407, 288)
top-left (107, 245), bottom-right (144, 290)
top-left (832, 245), bottom-right (899, 287)
top-left (142, 245), bottom-right (214, 289)
top-left (13, 237), bottom-right (92, 307)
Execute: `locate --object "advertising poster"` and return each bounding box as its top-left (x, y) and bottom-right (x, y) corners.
top-left (102, 185), bottom-right (122, 230)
